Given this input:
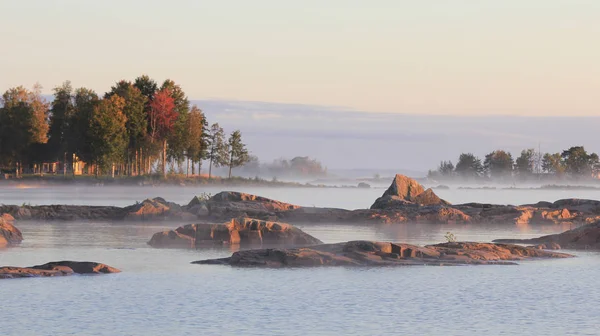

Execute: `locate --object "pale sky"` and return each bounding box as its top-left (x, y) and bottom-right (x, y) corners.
top-left (1, 0), bottom-right (599, 116)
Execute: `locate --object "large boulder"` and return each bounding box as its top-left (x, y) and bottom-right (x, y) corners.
top-left (371, 175), bottom-right (448, 209)
top-left (0, 261), bottom-right (120, 279)
top-left (123, 197), bottom-right (187, 220)
top-left (0, 214), bottom-right (22, 247)
top-left (193, 240), bottom-right (572, 267)
top-left (206, 192), bottom-right (300, 220)
top-left (148, 217), bottom-right (322, 249)
top-left (494, 220), bottom-right (600, 249)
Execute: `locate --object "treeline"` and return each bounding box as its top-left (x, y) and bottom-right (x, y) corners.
top-left (0, 76), bottom-right (250, 178)
top-left (238, 156), bottom-right (327, 178)
top-left (428, 146), bottom-right (600, 181)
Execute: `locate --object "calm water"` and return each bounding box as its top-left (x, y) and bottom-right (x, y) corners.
top-left (1, 186), bottom-right (600, 335)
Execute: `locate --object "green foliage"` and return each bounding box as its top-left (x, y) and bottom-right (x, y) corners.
top-left (67, 88), bottom-right (99, 163)
top-left (561, 146), bottom-right (598, 177)
top-left (444, 232), bottom-right (457, 243)
top-left (47, 81), bottom-right (74, 160)
top-left (207, 123), bottom-right (229, 178)
top-left (105, 81), bottom-right (148, 153)
top-left (515, 149), bottom-right (535, 177)
top-left (227, 130), bottom-right (250, 178)
top-left (88, 95), bottom-right (128, 171)
top-left (483, 150), bottom-right (514, 179)
top-left (0, 87), bottom-right (36, 165)
top-left (455, 153), bottom-right (483, 179)
top-left (542, 153), bottom-right (564, 175)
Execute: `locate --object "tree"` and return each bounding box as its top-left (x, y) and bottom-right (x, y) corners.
top-left (438, 161), bottom-right (454, 176)
top-left (28, 83), bottom-right (49, 144)
top-left (227, 130), bottom-right (250, 178)
top-left (0, 87), bottom-right (35, 172)
top-left (68, 88), bottom-right (99, 165)
top-left (148, 88), bottom-right (177, 178)
top-left (207, 123), bottom-right (229, 178)
top-left (88, 95), bottom-right (128, 177)
top-left (561, 146), bottom-right (597, 177)
top-left (542, 153), bottom-right (564, 175)
top-left (515, 149), bottom-right (535, 179)
top-left (455, 153), bottom-right (484, 179)
top-left (185, 106), bottom-right (208, 175)
top-left (483, 150), bottom-right (514, 180)
top-left (133, 75), bottom-right (158, 101)
top-left (161, 80), bottom-right (190, 164)
top-left (47, 81), bottom-right (74, 162)
top-left (105, 81), bottom-right (148, 175)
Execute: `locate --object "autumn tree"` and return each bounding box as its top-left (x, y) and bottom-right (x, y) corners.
top-left (455, 153), bottom-right (484, 179)
top-left (227, 130), bottom-right (250, 178)
top-left (105, 81), bottom-right (148, 175)
top-left (148, 88), bottom-right (177, 178)
top-left (88, 95), bottom-right (128, 177)
top-left (207, 123), bottom-right (229, 178)
top-left (542, 153), bottom-right (564, 175)
top-left (28, 83), bottom-right (49, 144)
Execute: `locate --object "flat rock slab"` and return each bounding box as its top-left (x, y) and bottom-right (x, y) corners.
top-left (0, 261), bottom-right (121, 279)
top-left (193, 240), bottom-right (573, 268)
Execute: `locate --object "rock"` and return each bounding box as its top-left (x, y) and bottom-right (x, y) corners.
top-left (0, 261), bottom-right (120, 279)
top-left (371, 175), bottom-right (448, 209)
top-left (148, 217), bottom-right (322, 249)
top-left (0, 213), bottom-right (22, 247)
top-left (381, 174), bottom-right (426, 201)
top-left (494, 220), bottom-right (600, 250)
top-left (193, 240), bottom-right (573, 267)
top-left (123, 198), bottom-right (172, 220)
top-left (413, 188), bottom-right (449, 206)
top-left (206, 192), bottom-right (300, 220)
top-left (357, 182), bottom-right (371, 188)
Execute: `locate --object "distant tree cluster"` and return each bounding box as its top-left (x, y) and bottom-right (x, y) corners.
top-left (238, 156), bottom-right (327, 178)
top-left (0, 77), bottom-right (250, 178)
top-left (428, 146), bottom-right (600, 181)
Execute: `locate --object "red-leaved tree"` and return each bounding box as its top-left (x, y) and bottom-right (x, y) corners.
top-left (149, 88), bottom-right (177, 177)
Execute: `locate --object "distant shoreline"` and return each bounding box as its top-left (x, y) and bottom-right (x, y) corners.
top-left (0, 174), bottom-right (372, 189)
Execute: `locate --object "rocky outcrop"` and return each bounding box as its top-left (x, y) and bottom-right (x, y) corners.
top-left (371, 175), bottom-right (449, 209)
top-left (494, 220), bottom-right (600, 250)
top-left (148, 217), bottom-right (322, 249)
top-left (0, 214), bottom-right (22, 247)
top-left (0, 204), bottom-right (123, 221)
top-left (0, 261), bottom-right (120, 279)
top-left (193, 240), bottom-right (573, 267)
top-left (205, 192), bottom-right (300, 220)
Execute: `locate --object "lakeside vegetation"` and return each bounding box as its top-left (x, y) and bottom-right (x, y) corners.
top-left (428, 146), bottom-right (600, 182)
top-left (0, 76), bottom-right (250, 179)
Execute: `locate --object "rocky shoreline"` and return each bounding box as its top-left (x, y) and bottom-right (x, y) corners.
top-left (2, 175), bottom-right (600, 226)
top-left (193, 240), bottom-right (574, 267)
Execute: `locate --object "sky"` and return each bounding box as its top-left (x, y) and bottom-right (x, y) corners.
top-left (1, 0), bottom-right (599, 116)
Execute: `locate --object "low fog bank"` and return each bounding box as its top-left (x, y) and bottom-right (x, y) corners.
top-left (196, 99), bottom-right (600, 173)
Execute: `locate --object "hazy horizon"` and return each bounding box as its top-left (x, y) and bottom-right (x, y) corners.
top-left (2, 0), bottom-right (599, 116)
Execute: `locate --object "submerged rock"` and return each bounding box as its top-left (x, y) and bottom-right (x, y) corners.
top-left (0, 261), bottom-right (120, 279)
top-left (193, 240), bottom-right (573, 267)
top-left (0, 214), bottom-right (22, 247)
top-left (494, 220), bottom-right (600, 250)
top-left (148, 217), bottom-right (322, 249)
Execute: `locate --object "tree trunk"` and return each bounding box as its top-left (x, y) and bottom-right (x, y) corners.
top-left (191, 161), bottom-right (195, 175)
top-left (186, 157), bottom-right (190, 177)
top-left (228, 152), bottom-right (233, 178)
top-left (209, 157), bottom-right (213, 179)
top-left (162, 140), bottom-right (167, 179)
top-left (112, 163), bottom-right (115, 178)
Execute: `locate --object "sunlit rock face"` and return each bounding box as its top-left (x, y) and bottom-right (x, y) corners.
top-left (148, 217), bottom-right (322, 249)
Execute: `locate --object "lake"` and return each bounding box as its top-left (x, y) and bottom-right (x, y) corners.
top-left (1, 185), bottom-right (599, 335)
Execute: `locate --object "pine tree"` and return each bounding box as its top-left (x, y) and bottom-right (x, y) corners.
top-left (227, 130), bottom-right (250, 178)
top-left (207, 123), bottom-right (228, 179)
